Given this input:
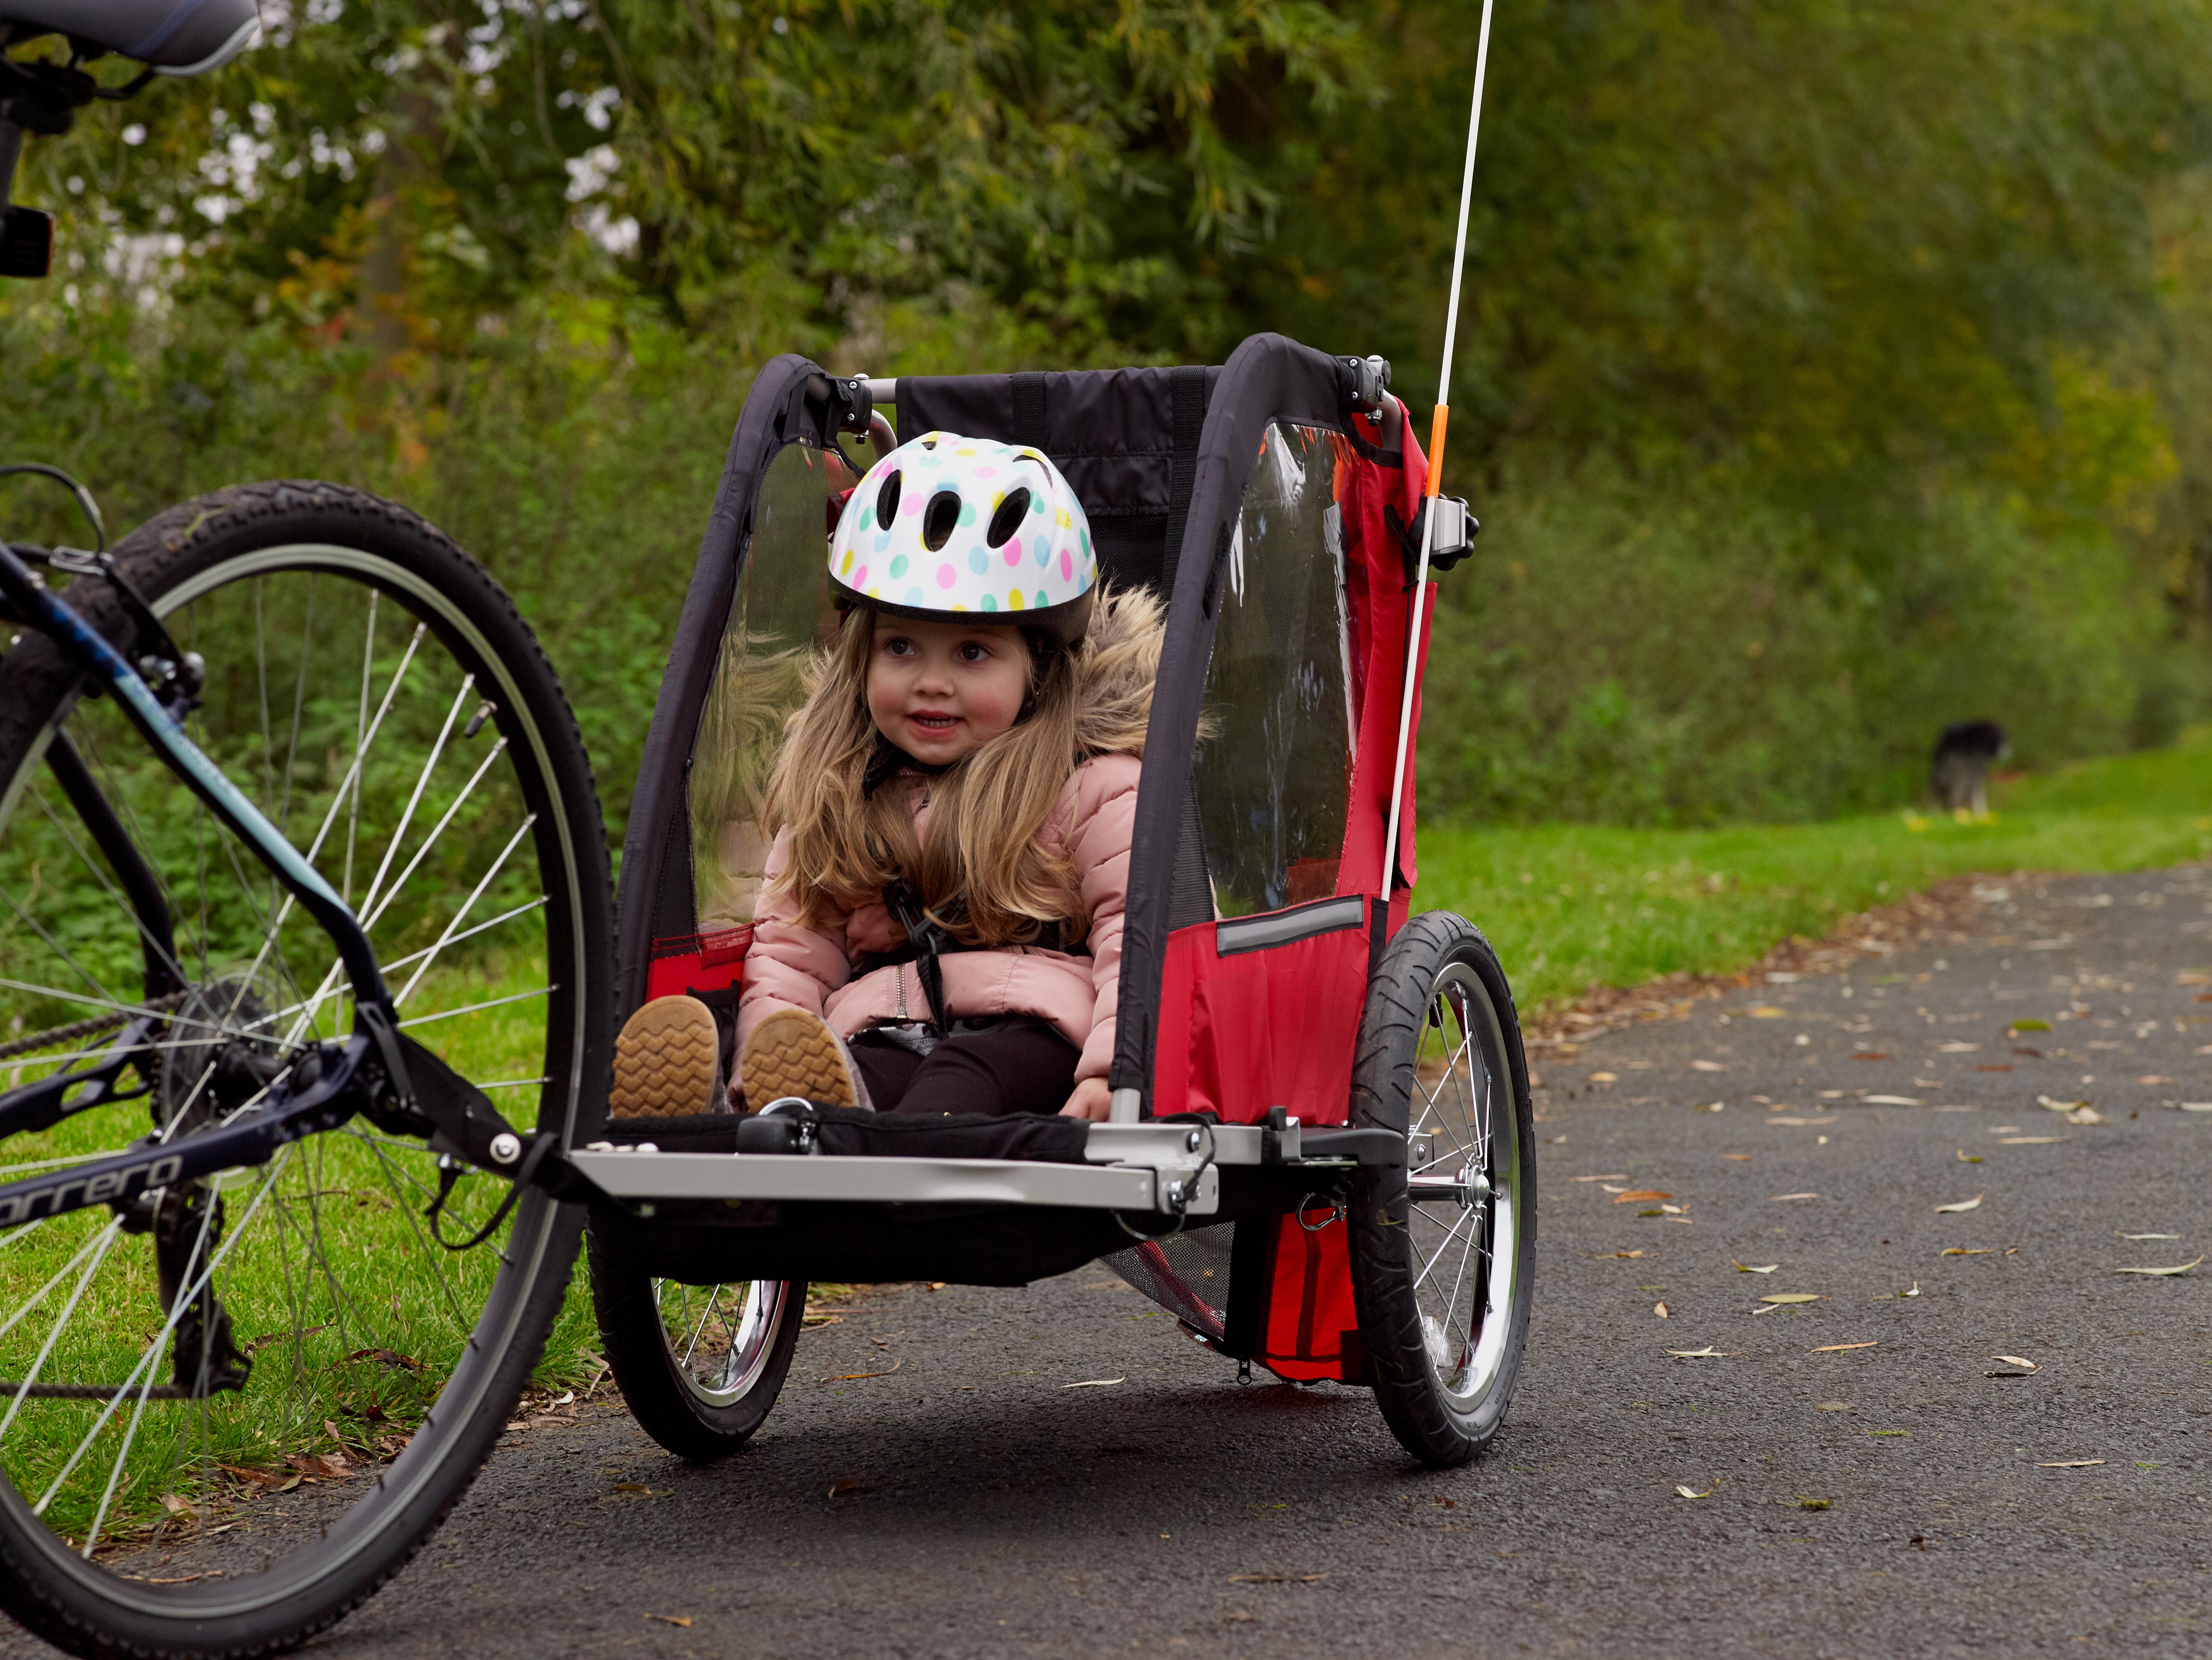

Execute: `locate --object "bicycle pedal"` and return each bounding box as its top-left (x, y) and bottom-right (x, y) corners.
top-left (0, 206), bottom-right (54, 280)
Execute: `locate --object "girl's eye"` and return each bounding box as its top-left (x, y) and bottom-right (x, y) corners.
top-left (881, 636), bottom-right (913, 657)
top-left (958, 641), bottom-right (990, 662)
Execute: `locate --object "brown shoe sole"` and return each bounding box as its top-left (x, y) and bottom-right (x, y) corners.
top-left (610, 996), bottom-right (721, 1119)
top-left (741, 1008), bottom-right (859, 1110)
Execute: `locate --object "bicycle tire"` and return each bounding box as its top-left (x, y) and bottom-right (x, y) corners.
top-left (1346, 911), bottom-right (1537, 1467)
top-left (0, 481), bottom-right (612, 1658)
top-left (587, 1259), bottom-right (802, 1463)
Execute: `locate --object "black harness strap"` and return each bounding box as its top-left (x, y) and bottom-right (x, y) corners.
top-left (1010, 372), bottom-right (1049, 452)
top-left (1159, 365), bottom-right (1210, 594)
top-left (882, 881), bottom-right (953, 1033)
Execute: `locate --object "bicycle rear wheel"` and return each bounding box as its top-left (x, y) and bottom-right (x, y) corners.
top-left (0, 481), bottom-right (612, 1657)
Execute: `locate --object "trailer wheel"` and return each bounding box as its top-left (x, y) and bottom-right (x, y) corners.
top-left (1348, 912), bottom-right (1537, 1467)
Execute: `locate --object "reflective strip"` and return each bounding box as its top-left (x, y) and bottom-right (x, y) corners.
top-left (1215, 893), bottom-right (1367, 957)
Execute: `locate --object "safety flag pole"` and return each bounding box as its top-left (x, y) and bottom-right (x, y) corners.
top-left (1381, 0), bottom-right (1496, 896)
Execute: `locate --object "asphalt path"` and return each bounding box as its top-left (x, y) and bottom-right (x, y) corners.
top-left (10, 864), bottom-right (2212, 1658)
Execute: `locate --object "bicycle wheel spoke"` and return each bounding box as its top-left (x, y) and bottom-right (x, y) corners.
top-left (340, 594), bottom-right (383, 907)
top-left (395, 983), bottom-right (553, 1030)
top-left (391, 814), bottom-right (538, 1007)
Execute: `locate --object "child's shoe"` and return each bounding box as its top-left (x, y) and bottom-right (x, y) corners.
top-left (739, 1007), bottom-right (873, 1112)
top-left (609, 995), bottom-right (725, 1119)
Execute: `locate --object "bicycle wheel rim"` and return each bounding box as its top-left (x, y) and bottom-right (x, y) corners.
top-left (0, 522), bottom-right (596, 1627)
top-left (655, 1280), bottom-right (790, 1408)
top-left (1406, 960), bottom-right (1524, 1416)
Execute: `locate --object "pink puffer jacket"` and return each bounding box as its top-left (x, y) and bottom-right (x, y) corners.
top-left (737, 753), bottom-right (1139, 1082)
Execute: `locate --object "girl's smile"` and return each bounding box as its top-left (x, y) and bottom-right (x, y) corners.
top-left (867, 615), bottom-right (1032, 765)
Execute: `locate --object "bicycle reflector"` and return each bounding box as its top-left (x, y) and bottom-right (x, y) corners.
top-left (0, 205), bottom-right (52, 279)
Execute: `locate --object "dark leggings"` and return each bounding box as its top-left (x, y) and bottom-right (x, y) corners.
top-left (846, 1017), bottom-right (1081, 1118)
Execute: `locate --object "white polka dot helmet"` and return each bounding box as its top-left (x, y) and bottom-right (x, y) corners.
top-left (828, 431), bottom-right (1098, 647)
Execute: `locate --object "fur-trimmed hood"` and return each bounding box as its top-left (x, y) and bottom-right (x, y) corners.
top-left (1072, 584), bottom-right (1165, 760)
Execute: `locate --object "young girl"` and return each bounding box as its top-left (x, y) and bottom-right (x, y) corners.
top-left (609, 432), bottom-right (1161, 1124)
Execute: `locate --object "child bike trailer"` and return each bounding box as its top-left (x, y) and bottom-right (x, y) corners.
top-left (587, 332), bottom-right (1534, 1470)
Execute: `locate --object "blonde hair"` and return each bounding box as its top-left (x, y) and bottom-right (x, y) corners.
top-left (761, 585), bottom-right (1163, 948)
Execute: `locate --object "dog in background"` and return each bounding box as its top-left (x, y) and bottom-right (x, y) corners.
top-left (1930, 720), bottom-right (2009, 816)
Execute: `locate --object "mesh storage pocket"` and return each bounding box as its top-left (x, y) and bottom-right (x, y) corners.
top-left (1104, 1223), bottom-right (1236, 1343)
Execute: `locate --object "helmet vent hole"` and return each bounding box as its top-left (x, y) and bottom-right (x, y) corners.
top-left (875, 470), bottom-right (902, 528)
top-left (922, 489), bottom-right (962, 552)
top-left (986, 488), bottom-right (1032, 548)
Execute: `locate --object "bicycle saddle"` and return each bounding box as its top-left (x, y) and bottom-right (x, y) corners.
top-left (0, 0), bottom-right (258, 74)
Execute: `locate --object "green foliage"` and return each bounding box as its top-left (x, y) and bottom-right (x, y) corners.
top-left (3, 0), bottom-right (2212, 833)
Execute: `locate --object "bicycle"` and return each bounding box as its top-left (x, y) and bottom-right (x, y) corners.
top-left (0, 10), bottom-right (615, 1654)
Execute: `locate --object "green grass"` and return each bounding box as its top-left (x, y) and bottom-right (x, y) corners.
top-left (1416, 725), bottom-right (2212, 1016)
top-left (0, 951), bottom-right (600, 1545)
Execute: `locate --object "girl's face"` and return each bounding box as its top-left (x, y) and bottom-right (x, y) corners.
top-left (866, 614), bottom-right (1032, 766)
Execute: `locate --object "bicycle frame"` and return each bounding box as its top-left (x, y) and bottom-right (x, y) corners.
top-left (0, 542), bottom-right (536, 1226)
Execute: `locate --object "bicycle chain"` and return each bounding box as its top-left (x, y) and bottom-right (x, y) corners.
top-left (0, 988), bottom-right (189, 1064)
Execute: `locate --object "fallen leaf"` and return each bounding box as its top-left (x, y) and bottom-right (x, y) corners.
top-left (1612, 1190), bottom-right (1672, 1204)
top-left (818, 1361), bottom-right (905, 1382)
top-left (1993, 1355), bottom-right (2038, 1370)
top-left (1938, 1042), bottom-right (1981, 1053)
top-left (1941, 1247), bottom-right (1994, 1256)
top-left (1999, 1136), bottom-right (2066, 1145)
top-left (1691, 1060), bottom-right (1727, 1072)
top-left (1770, 1192), bottom-right (1820, 1201)
top-left (1851, 1052), bottom-right (1891, 1062)
top-left (344, 1347), bottom-right (423, 1372)
top-left (1587, 1071), bottom-right (1618, 1083)
top-left (1734, 1262), bottom-right (1780, 1273)
top-left (1597, 1249), bottom-right (1645, 1259)
top-left (2141, 1076), bottom-right (2176, 1086)
top-left (1653, 1302), bottom-right (1670, 1318)
top-left (1062, 1377), bottom-right (1126, 1389)
top-left (2116, 1257), bottom-right (2205, 1277)
top-left (2011, 1019), bottom-right (2053, 1033)
top-left (613, 1483), bottom-right (654, 1494)
top-left (1722, 1153), bottom-right (1752, 1162)
top-left (1976, 1064), bottom-right (2015, 1073)
top-left (1814, 1401), bottom-right (1852, 1411)
top-left (2037, 1095), bottom-right (2085, 1114)
top-left (1760, 1293), bottom-right (1823, 1304)
top-left (1664, 1347), bottom-right (1742, 1358)
top-left (647, 1616), bottom-right (693, 1629)
top-left (1901, 1281), bottom-right (1921, 1297)
top-left (1812, 1342), bottom-right (1877, 1352)
top-left (159, 1493), bottom-right (193, 1515)
top-left (1749, 1006), bottom-right (1787, 1018)
top-left (2117, 1232), bottom-right (2179, 1240)
top-left (927, 1282), bottom-right (947, 1291)
top-left (1798, 1496), bottom-right (1834, 1510)
top-left (1769, 1116), bottom-right (1838, 1127)
top-left (2174, 1102), bottom-right (2212, 1113)
top-left (1226, 1573), bottom-right (1329, 1584)
top-left (1934, 1193), bottom-right (1985, 1214)
top-left (1868, 1429), bottom-right (1912, 1437)
top-left (1675, 1484), bottom-right (1715, 1498)
top-left (2036, 1460), bottom-right (2104, 1468)
top-left (1864, 1095), bottom-right (1923, 1106)
top-left (1572, 1173), bottom-right (1631, 1183)
top-left (828, 1477), bottom-right (869, 1498)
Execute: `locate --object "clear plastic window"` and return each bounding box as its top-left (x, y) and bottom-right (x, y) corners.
top-left (1190, 421), bottom-right (1359, 918)
top-left (689, 440), bottom-right (860, 930)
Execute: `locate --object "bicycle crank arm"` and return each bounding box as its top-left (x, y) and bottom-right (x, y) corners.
top-left (0, 1035), bottom-right (374, 1230)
